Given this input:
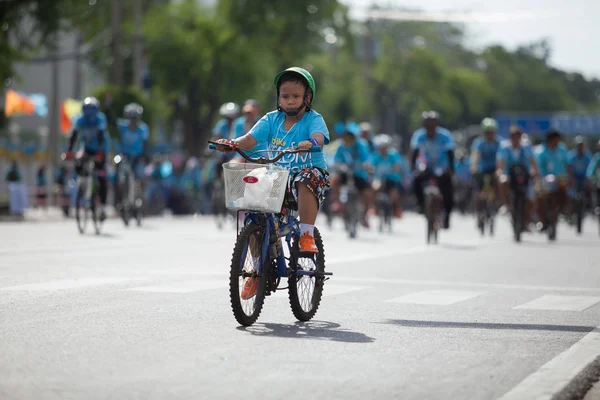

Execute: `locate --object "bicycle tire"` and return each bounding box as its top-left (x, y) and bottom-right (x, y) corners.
top-left (229, 223), bottom-right (268, 326)
top-left (575, 198), bottom-right (583, 234)
top-left (75, 185), bottom-right (88, 234)
top-left (288, 228), bottom-right (325, 322)
top-left (513, 194), bottom-right (524, 243)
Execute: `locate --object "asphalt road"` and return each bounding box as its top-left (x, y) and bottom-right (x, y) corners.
top-left (1, 212), bottom-right (599, 400)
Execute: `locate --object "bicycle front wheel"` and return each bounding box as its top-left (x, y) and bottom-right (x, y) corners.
top-left (288, 228), bottom-right (326, 322)
top-left (229, 223), bottom-right (268, 326)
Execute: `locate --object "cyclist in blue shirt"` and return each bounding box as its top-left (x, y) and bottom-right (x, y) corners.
top-left (233, 99), bottom-right (264, 160)
top-left (212, 102), bottom-right (240, 140)
top-left (333, 122), bottom-right (374, 227)
top-left (371, 134), bottom-right (407, 218)
top-left (496, 126), bottom-right (539, 230)
top-left (410, 111), bottom-right (455, 229)
top-left (586, 140), bottom-right (600, 181)
top-left (234, 100), bottom-right (261, 139)
top-left (536, 128), bottom-right (569, 230)
top-left (470, 118), bottom-right (501, 211)
top-left (66, 96), bottom-right (111, 220)
top-left (587, 141), bottom-right (600, 215)
top-left (114, 103), bottom-right (149, 208)
top-left (567, 136), bottom-right (592, 194)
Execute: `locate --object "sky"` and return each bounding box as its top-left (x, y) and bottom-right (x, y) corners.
top-left (341, 0), bottom-right (600, 80)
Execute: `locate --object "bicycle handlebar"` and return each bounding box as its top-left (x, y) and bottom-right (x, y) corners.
top-left (208, 140), bottom-right (322, 164)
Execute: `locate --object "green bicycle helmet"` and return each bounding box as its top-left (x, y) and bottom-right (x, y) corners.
top-left (274, 67), bottom-right (316, 116)
top-left (481, 117), bottom-right (498, 132)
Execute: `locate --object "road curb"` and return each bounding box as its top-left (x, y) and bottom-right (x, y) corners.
top-left (554, 355), bottom-right (600, 400)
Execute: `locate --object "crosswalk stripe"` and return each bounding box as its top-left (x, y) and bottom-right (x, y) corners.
top-left (386, 290), bottom-right (483, 305)
top-left (513, 295), bottom-right (600, 311)
top-left (0, 277), bottom-right (137, 291)
top-left (126, 280), bottom-right (227, 293)
top-left (322, 284), bottom-right (368, 297)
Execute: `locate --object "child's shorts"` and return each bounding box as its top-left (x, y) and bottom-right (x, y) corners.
top-left (283, 167), bottom-right (330, 210)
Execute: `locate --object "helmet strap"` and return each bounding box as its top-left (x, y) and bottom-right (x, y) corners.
top-left (276, 89), bottom-right (312, 116)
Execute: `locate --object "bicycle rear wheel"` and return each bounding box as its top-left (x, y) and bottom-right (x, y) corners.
top-left (75, 186), bottom-right (88, 234)
top-left (229, 223), bottom-right (268, 326)
top-left (288, 228), bottom-right (326, 321)
top-left (92, 200), bottom-right (103, 235)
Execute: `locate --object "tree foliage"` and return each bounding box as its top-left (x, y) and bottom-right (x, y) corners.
top-left (4, 1), bottom-right (600, 152)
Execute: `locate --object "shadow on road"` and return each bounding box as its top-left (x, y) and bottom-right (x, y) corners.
top-left (381, 319), bottom-right (595, 333)
top-left (95, 232), bottom-right (120, 239)
top-left (237, 320), bottom-right (375, 343)
top-left (517, 238), bottom-right (596, 248)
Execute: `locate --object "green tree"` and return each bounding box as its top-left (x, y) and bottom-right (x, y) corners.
top-left (1, 0), bottom-right (69, 79)
top-left (143, 0), bottom-right (263, 155)
top-left (92, 84), bottom-right (154, 142)
top-left (218, 0), bottom-right (345, 71)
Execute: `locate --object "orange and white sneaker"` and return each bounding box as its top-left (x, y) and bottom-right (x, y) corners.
top-left (299, 232), bottom-right (318, 253)
top-left (241, 276), bottom-right (259, 300)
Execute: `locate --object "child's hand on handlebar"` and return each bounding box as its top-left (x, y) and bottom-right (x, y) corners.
top-left (214, 138), bottom-right (237, 153)
top-left (297, 140), bottom-right (313, 150)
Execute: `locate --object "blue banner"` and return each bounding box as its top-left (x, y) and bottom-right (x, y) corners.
top-left (495, 113), bottom-right (600, 137)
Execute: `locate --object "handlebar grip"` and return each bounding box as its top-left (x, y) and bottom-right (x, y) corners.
top-left (308, 146), bottom-right (322, 153)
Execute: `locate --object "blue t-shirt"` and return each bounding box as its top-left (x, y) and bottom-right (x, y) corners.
top-left (537, 144), bottom-right (568, 177)
top-left (72, 112), bottom-right (110, 153)
top-left (586, 153), bottom-right (600, 179)
top-left (334, 138), bottom-right (372, 180)
top-left (117, 119), bottom-right (149, 157)
top-left (248, 110), bottom-right (330, 173)
top-left (455, 159), bottom-right (471, 183)
top-left (497, 143), bottom-right (533, 174)
top-left (371, 149), bottom-right (406, 183)
top-left (567, 150), bottom-right (592, 179)
top-left (471, 136), bottom-right (500, 173)
top-left (213, 118), bottom-right (235, 140)
top-left (410, 127), bottom-right (455, 170)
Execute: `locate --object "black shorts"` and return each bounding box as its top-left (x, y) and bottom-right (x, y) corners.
top-left (339, 173), bottom-right (370, 192)
top-left (382, 178), bottom-right (404, 194)
top-left (476, 170), bottom-right (496, 192)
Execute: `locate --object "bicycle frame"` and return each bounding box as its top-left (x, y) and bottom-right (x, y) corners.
top-left (78, 159), bottom-right (97, 207)
top-left (242, 210), bottom-right (316, 278)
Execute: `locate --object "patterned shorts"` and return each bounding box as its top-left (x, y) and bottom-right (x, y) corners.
top-left (283, 167), bottom-right (331, 211)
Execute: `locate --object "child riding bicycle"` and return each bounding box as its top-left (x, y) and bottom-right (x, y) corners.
top-left (214, 67), bottom-right (330, 254)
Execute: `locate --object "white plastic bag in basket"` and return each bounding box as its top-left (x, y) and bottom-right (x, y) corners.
top-left (242, 167), bottom-right (274, 209)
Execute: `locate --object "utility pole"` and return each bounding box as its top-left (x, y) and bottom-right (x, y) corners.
top-left (133, 0), bottom-right (144, 89)
top-left (110, 0), bottom-right (123, 85)
top-left (74, 33), bottom-right (82, 99)
top-left (48, 35), bottom-right (60, 205)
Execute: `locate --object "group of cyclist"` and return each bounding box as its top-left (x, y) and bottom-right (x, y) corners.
top-left (64, 97), bottom-right (150, 222)
top-left (64, 66), bottom-right (600, 242)
top-left (466, 117), bottom-right (600, 233)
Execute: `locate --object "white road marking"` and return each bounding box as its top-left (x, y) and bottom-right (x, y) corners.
top-left (386, 290), bottom-right (483, 305)
top-left (513, 295), bottom-right (600, 311)
top-left (126, 280), bottom-right (227, 293)
top-left (498, 326), bottom-right (600, 400)
top-left (0, 277), bottom-right (137, 291)
top-left (322, 284), bottom-right (368, 297)
top-left (326, 237), bottom-right (498, 265)
top-left (333, 277), bottom-right (600, 293)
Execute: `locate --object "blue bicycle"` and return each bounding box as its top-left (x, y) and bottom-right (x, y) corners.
top-left (208, 140), bottom-right (332, 326)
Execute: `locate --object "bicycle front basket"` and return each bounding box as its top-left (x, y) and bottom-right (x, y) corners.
top-left (222, 162), bottom-right (290, 213)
